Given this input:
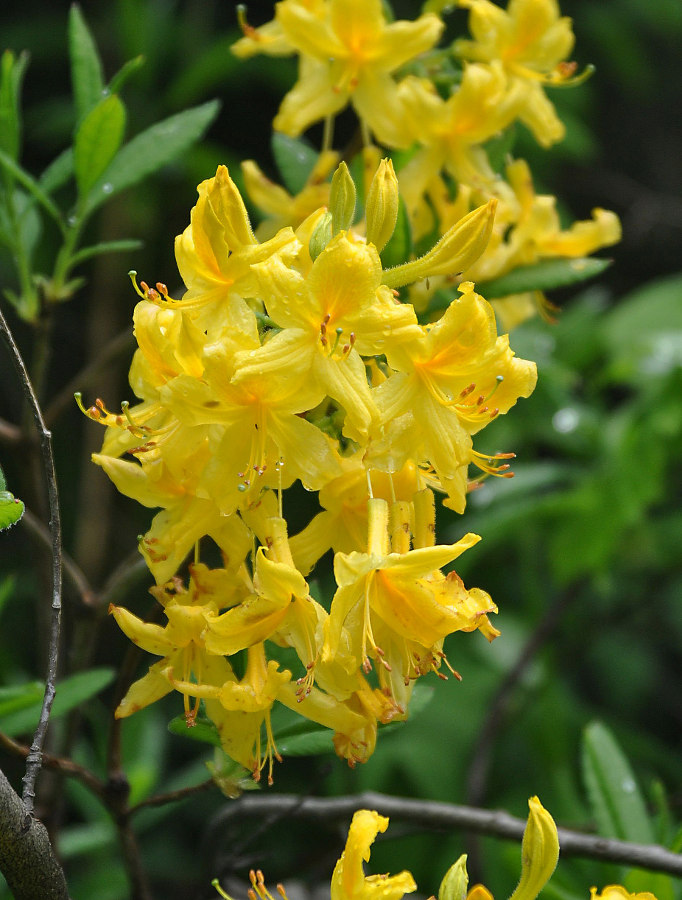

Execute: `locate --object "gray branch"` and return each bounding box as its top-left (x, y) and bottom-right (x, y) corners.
top-left (212, 792), bottom-right (682, 878)
top-left (0, 306), bottom-right (63, 814)
top-left (0, 766), bottom-right (71, 900)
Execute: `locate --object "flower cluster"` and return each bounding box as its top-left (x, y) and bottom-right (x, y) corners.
top-left (236, 0), bottom-right (620, 329)
top-left (84, 0), bottom-right (619, 783)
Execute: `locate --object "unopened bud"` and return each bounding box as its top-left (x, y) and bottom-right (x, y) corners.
top-left (329, 161), bottom-right (356, 235)
top-left (365, 158), bottom-right (399, 252)
top-left (508, 797), bottom-right (560, 900)
top-left (309, 211), bottom-right (333, 261)
top-left (438, 855), bottom-right (469, 900)
top-left (382, 199), bottom-right (497, 289)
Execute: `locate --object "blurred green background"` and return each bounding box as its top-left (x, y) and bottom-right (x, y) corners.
top-left (1, 2), bottom-right (681, 899)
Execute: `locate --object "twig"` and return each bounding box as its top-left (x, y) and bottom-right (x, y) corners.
top-left (210, 792), bottom-right (682, 878)
top-left (129, 779), bottom-right (214, 815)
top-left (0, 731), bottom-right (105, 800)
top-left (0, 416), bottom-right (21, 444)
top-left (21, 507), bottom-right (98, 608)
top-left (0, 306), bottom-right (63, 815)
top-left (43, 327), bottom-right (134, 427)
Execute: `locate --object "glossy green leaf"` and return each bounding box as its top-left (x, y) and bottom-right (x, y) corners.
top-left (582, 721), bottom-right (654, 845)
top-left (476, 257), bottom-right (612, 299)
top-left (0, 50), bottom-right (29, 161)
top-left (277, 728), bottom-right (335, 757)
top-left (69, 238), bottom-right (143, 268)
top-left (107, 55), bottom-right (145, 96)
top-left (83, 100), bottom-right (220, 216)
top-left (69, 5), bottom-right (105, 121)
top-left (0, 149), bottom-right (63, 226)
top-left (0, 491), bottom-right (24, 530)
top-left (0, 667), bottom-right (115, 737)
top-left (271, 132), bottom-right (318, 196)
top-left (168, 715), bottom-right (221, 747)
top-left (75, 94), bottom-right (126, 199)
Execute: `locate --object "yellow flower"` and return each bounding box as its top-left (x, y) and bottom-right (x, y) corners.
top-left (247, 228), bottom-right (420, 442)
top-left (372, 282), bottom-right (537, 512)
top-left (322, 498), bottom-right (498, 698)
top-left (111, 563), bottom-right (247, 719)
top-left (455, 0), bottom-right (577, 146)
top-left (273, 0), bottom-right (443, 146)
top-left (330, 809), bottom-right (417, 900)
top-left (590, 888), bottom-right (658, 900)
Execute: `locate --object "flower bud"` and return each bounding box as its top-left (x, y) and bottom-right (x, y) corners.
top-left (382, 199), bottom-right (497, 289)
top-left (330, 161), bottom-right (356, 235)
top-left (508, 797), bottom-right (560, 900)
top-left (365, 158), bottom-right (399, 252)
top-left (438, 854), bottom-right (469, 900)
top-left (309, 210), bottom-right (333, 261)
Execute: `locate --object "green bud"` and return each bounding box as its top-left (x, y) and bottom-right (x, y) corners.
top-left (329, 161), bottom-right (356, 235)
top-left (439, 855), bottom-right (469, 900)
top-left (365, 158), bottom-right (399, 252)
top-left (382, 199), bottom-right (497, 289)
top-left (309, 210), bottom-right (333, 261)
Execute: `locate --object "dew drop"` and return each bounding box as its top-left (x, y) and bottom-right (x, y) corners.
top-left (67, 215), bottom-right (78, 227)
top-left (621, 778), bottom-right (636, 793)
top-left (102, 182), bottom-right (113, 195)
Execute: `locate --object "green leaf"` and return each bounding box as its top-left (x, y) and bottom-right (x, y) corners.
top-left (380, 195), bottom-right (412, 269)
top-left (0, 149), bottom-right (63, 227)
top-left (83, 100), bottom-right (220, 216)
top-left (0, 491), bottom-right (24, 530)
top-left (0, 682), bottom-right (44, 719)
top-left (107, 55), bottom-right (145, 96)
top-left (581, 721), bottom-right (655, 845)
top-left (0, 575), bottom-right (16, 619)
top-left (74, 94), bottom-right (126, 199)
top-left (271, 132), bottom-right (318, 196)
top-left (69, 5), bottom-right (105, 121)
top-left (40, 147), bottom-right (74, 194)
top-left (168, 715), bottom-right (221, 747)
top-left (476, 257), bottom-right (612, 299)
top-left (68, 238), bottom-right (142, 268)
top-left (0, 50), bottom-right (30, 161)
top-left (0, 667), bottom-right (115, 737)
top-left (277, 728), bottom-right (335, 757)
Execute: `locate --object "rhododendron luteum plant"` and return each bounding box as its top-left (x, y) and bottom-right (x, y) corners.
top-left (84, 0), bottom-right (620, 783)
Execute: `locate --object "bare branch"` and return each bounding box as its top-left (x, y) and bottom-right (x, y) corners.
top-left (0, 306), bottom-right (63, 814)
top-left (0, 764), bottom-right (72, 900)
top-left (0, 731), bottom-right (105, 800)
top-left (210, 792), bottom-right (682, 879)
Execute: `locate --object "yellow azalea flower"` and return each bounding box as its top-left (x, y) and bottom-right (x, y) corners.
top-left (231, 0), bottom-right (328, 59)
top-left (322, 498), bottom-right (498, 696)
top-left (372, 282), bottom-right (537, 512)
top-left (241, 149), bottom-right (339, 240)
top-left (246, 228), bottom-right (421, 443)
top-left (172, 165), bottom-right (298, 337)
top-left (330, 809), bottom-right (417, 900)
top-left (273, 0), bottom-right (443, 146)
top-left (455, 0), bottom-right (576, 146)
top-left (171, 642), bottom-right (291, 784)
top-left (158, 334), bottom-right (340, 513)
top-left (398, 63), bottom-right (518, 206)
top-left (111, 563), bottom-right (246, 719)
top-left (590, 888), bottom-right (658, 900)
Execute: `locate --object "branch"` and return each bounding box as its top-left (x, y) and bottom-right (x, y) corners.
top-left (0, 731), bottom-right (105, 800)
top-left (0, 306), bottom-right (63, 814)
top-left (0, 764), bottom-right (72, 900)
top-left (0, 416), bottom-right (21, 444)
top-left (210, 792), bottom-right (682, 878)
top-left (129, 779), bottom-right (214, 816)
